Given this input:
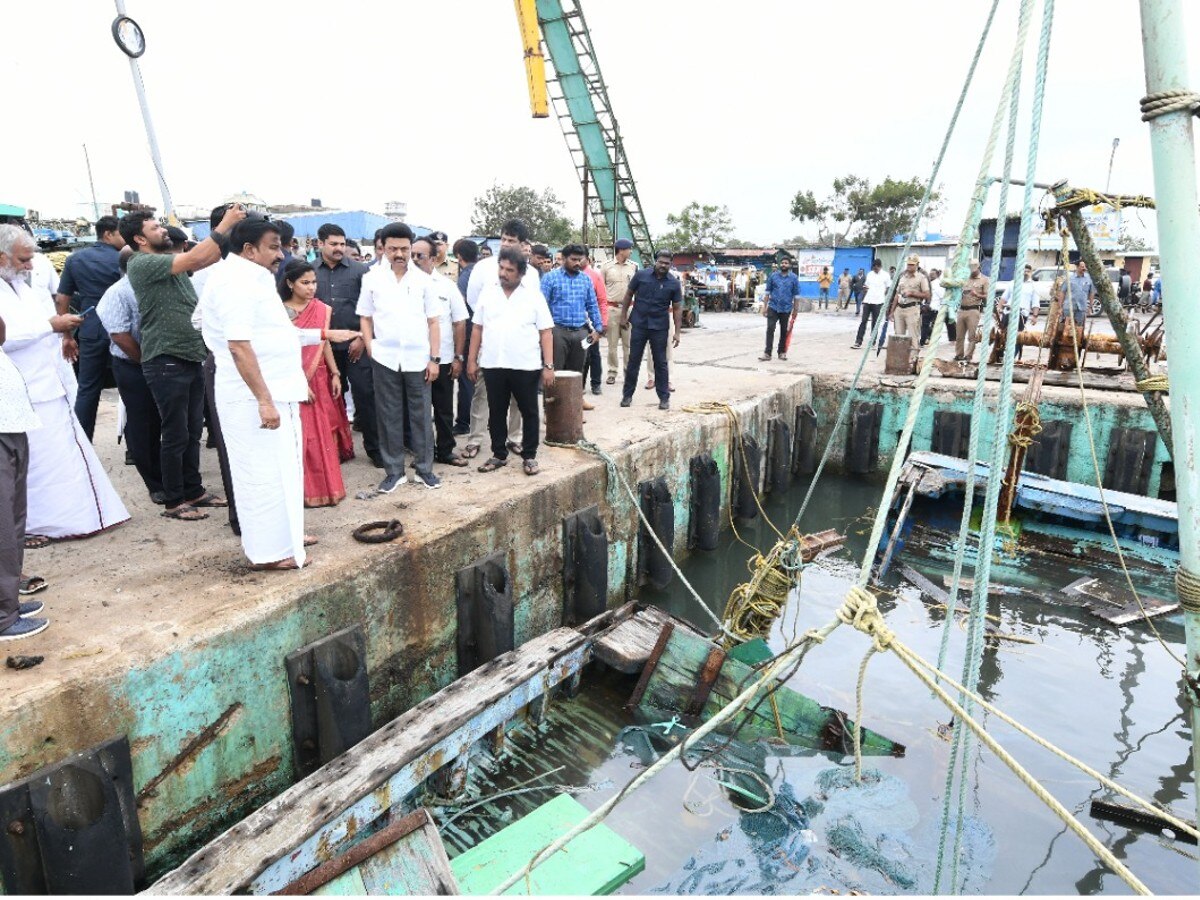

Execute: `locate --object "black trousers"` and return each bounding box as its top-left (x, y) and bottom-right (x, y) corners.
top-left (202, 353), bottom-right (239, 534)
top-left (483, 368), bottom-right (540, 461)
top-left (552, 324), bottom-right (589, 375)
top-left (332, 343), bottom-right (378, 459)
top-left (431, 363), bottom-right (457, 460)
top-left (586, 339), bottom-right (603, 388)
top-left (764, 308), bottom-right (790, 355)
top-left (624, 325), bottom-right (669, 403)
top-left (111, 357), bottom-right (163, 497)
top-left (456, 319), bottom-right (475, 430)
top-left (74, 324), bottom-right (111, 442)
top-left (142, 355), bottom-right (206, 509)
top-left (919, 306), bottom-right (936, 345)
top-left (855, 303), bottom-right (882, 345)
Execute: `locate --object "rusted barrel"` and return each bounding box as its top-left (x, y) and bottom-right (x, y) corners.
top-left (544, 371), bottom-right (583, 443)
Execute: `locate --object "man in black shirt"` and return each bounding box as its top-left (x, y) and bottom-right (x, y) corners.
top-left (314, 223), bottom-right (378, 466)
top-left (618, 250), bottom-right (682, 411)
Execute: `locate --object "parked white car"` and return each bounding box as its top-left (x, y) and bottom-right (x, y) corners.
top-left (995, 266), bottom-right (1120, 316)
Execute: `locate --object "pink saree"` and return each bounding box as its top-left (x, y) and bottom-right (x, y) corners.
top-left (294, 299), bottom-right (351, 507)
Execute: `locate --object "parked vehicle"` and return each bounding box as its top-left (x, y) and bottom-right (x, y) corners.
top-left (995, 266), bottom-right (1121, 316)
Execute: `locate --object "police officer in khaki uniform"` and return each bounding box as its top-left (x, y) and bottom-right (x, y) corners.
top-left (956, 258), bottom-right (989, 361)
top-left (888, 253), bottom-right (930, 341)
top-left (598, 239), bottom-right (638, 384)
top-left (430, 231), bottom-right (458, 281)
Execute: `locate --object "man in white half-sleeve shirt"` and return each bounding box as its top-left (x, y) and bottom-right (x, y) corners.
top-left (199, 217), bottom-right (359, 570)
top-left (462, 219), bottom-right (540, 460)
top-left (358, 222), bottom-right (441, 492)
top-left (0, 225), bottom-right (128, 544)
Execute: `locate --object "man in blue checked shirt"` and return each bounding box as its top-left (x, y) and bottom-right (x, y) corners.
top-left (760, 258), bottom-right (800, 361)
top-left (540, 243), bottom-right (603, 407)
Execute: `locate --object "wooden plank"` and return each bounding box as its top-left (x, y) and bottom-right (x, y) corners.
top-left (638, 628), bottom-right (904, 756)
top-left (625, 621), bottom-right (674, 710)
top-left (593, 606), bottom-right (670, 673)
top-left (450, 794), bottom-right (644, 896)
top-left (684, 646), bottom-right (727, 718)
top-left (1062, 576), bottom-right (1180, 625)
top-left (279, 809), bottom-right (457, 896)
top-left (150, 627), bottom-right (594, 896)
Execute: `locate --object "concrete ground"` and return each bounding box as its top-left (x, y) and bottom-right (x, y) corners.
top-left (2, 306), bottom-right (1145, 709)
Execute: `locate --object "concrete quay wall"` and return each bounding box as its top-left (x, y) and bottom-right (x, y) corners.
top-left (0, 375), bottom-right (812, 880)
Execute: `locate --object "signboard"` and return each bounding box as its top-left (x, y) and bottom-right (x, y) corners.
top-left (1079, 204), bottom-right (1121, 250)
top-left (795, 249), bottom-right (835, 281)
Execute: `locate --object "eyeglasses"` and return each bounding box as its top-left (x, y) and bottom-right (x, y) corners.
top-left (412, 252), bottom-right (430, 260)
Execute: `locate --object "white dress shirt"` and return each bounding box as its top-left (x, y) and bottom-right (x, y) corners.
top-left (863, 270), bottom-right (891, 306)
top-left (929, 278), bottom-right (945, 311)
top-left (357, 264), bottom-right (440, 372)
top-left (1015, 280), bottom-right (1038, 317)
top-left (199, 254), bottom-right (320, 404)
top-left (0, 276), bottom-right (63, 403)
top-left (430, 270), bottom-right (469, 361)
top-left (472, 281), bottom-right (554, 371)
top-left (465, 254), bottom-right (541, 312)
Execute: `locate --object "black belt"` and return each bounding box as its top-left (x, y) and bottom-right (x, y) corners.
top-left (897, 302), bottom-right (919, 309)
top-left (960, 304), bottom-right (981, 311)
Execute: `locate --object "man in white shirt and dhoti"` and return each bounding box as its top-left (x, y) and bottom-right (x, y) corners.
top-left (198, 217), bottom-right (359, 570)
top-left (0, 225), bottom-right (129, 546)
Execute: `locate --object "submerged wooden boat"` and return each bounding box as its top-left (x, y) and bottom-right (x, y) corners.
top-left (150, 603), bottom-right (903, 895)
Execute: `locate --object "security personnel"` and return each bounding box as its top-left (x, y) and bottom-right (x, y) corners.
top-left (431, 231), bottom-right (458, 280)
top-left (956, 258), bottom-right (990, 361)
top-left (888, 253), bottom-right (929, 341)
top-left (598, 238), bottom-right (638, 385)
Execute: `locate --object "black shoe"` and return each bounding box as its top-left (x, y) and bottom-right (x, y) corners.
top-left (368, 454), bottom-right (385, 469)
top-left (149, 490), bottom-right (167, 505)
top-left (658, 400), bottom-right (670, 411)
top-left (591, 385), bottom-right (602, 395)
top-left (851, 343), bottom-right (862, 349)
top-left (620, 397), bottom-right (632, 408)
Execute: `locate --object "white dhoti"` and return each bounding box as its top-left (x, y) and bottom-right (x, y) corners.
top-left (219, 398), bottom-right (306, 567)
top-left (26, 395), bottom-right (130, 539)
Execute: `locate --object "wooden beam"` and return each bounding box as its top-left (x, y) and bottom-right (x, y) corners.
top-left (274, 808), bottom-right (457, 895)
top-left (149, 627), bottom-right (594, 895)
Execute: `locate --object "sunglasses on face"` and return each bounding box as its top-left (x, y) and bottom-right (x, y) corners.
top-left (413, 252), bottom-right (430, 260)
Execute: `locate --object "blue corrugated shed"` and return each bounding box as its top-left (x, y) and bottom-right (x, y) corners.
top-left (793, 246), bottom-right (875, 298)
top-left (187, 210), bottom-right (426, 243)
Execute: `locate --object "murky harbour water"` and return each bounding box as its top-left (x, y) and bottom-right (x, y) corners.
top-left (436, 476), bottom-right (1196, 894)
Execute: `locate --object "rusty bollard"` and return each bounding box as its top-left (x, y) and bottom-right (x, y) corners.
top-left (544, 370), bottom-right (584, 443)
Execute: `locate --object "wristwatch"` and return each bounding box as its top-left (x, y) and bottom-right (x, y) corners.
top-left (542, 363), bottom-right (554, 371)
top-left (454, 354), bottom-right (466, 362)
top-left (430, 355), bottom-right (441, 363)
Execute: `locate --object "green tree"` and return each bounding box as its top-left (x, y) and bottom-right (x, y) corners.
top-left (654, 201), bottom-right (734, 252)
top-left (790, 175), bottom-right (940, 246)
top-left (470, 184), bottom-right (575, 245)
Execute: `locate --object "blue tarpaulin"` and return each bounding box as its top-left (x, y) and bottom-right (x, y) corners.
top-left (188, 210), bottom-right (424, 244)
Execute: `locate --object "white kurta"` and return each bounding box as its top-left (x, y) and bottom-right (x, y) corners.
top-left (0, 277), bottom-right (128, 539)
top-left (199, 255), bottom-right (321, 566)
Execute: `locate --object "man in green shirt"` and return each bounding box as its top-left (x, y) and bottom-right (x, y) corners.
top-left (121, 205), bottom-right (245, 521)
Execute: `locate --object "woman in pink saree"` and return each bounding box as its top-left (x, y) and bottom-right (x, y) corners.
top-left (280, 259), bottom-right (352, 507)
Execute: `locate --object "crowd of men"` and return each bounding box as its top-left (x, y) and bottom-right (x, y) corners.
top-left (0, 210), bottom-right (685, 641)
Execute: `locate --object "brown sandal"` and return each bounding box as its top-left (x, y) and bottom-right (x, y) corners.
top-left (478, 457), bottom-right (508, 473)
top-left (523, 459), bottom-right (540, 476)
top-left (161, 504), bottom-right (208, 521)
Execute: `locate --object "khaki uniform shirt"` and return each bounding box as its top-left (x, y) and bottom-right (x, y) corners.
top-left (599, 257), bottom-right (638, 305)
top-left (962, 273), bottom-right (990, 309)
top-left (436, 257), bottom-right (459, 280)
top-left (895, 271), bottom-right (930, 306)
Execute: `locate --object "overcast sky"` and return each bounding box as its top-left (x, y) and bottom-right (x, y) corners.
top-left (3, 1), bottom-right (1196, 245)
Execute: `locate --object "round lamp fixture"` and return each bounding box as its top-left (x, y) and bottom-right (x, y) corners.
top-left (111, 15), bottom-right (146, 58)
